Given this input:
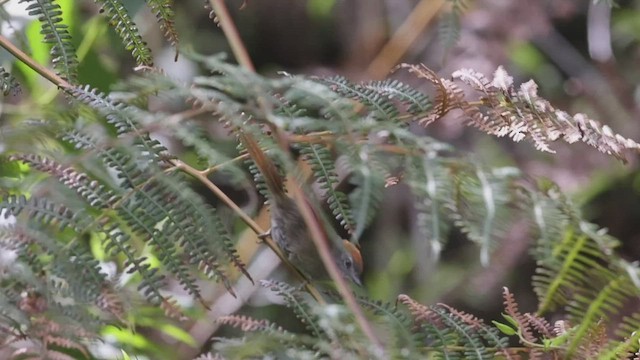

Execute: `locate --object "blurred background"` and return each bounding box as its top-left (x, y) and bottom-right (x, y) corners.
top-left (3, 0), bottom-right (640, 356)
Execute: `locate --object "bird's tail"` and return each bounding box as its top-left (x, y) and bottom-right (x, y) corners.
top-left (239, 132), bottom-right (287, 200)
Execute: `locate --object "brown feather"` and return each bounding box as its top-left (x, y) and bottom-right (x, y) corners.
top-left (239, 132), bottom-right (286, 201)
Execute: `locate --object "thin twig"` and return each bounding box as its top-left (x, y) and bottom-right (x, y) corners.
top-left (367, 0), bottom-right (445, 79)
top-left (202, 153), bottom-right (250, 175)
top-left (208, 0), bottom-right (255, 72)
top-left (0, 34), bottom-right (71, 90)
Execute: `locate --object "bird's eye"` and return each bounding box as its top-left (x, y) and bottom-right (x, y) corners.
top-left (345, 259), bottom-right (352, 269)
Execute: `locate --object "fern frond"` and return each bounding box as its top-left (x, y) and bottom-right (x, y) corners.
top-left (145, 0), bottom-right (179, 60)
top-left (439, 9), bottom-right (461, 50)
top-left (446, 164), bottom-right (521, 266)
top-left (62, 124), bottom-right (250, 301)
top-left (318, 76), bottom-right (401, 123)
top-left (600, 312), bottom-right (640, 358)
top-left (69, 85), bottom-right (168, 160)
top-left (298, 142), bottom-right (355, 234)
top-left (0, 66), bottom-right (21, 96)
top-left (155, 173), bottom-right (252, 290)
top-left (10, 154), bottom-right (116, 209)
top-left (95, 0), bottom-right (154, 66)
top-left (452, 66), bottom-right (640, 162)
top-left (20, 0), bottom-right (78, 83)
top-left (0, 195), bottom-right (88, 230)
top-left (101, 224), bottom-right (172, 311)
top-left (398, 294), bottom-right (503, 359)
top-left (565, 273), bottom-right (637, 358)
top-left (397, 63), bottom-right (467, 126)
top-left (260, 280), bottom-right (324, 339)
top-left (217, 315), bottom-right (285, 333)
top-left (501, 287), bottom-right (537, 343)
top-left (403, 141), bottom-right (451, 262)
top-left (340, 144), bottom-right (387, 242)
top-left (439, 0), bottom-right (468, 49)
top-left (360, 79), bottom-right (431, 117)
top-left (6, 315), bottom-right (93, 360)
top-left (356, 296), bottom-right (422, 357)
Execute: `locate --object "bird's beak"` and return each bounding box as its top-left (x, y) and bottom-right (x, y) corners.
top-left (351, 274), bottom-right (363, 287)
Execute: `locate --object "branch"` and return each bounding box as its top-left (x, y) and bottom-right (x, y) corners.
top-left (0, 34), bottom-right (71, 90)
top-left (208, 0), bottom-right (255, 72)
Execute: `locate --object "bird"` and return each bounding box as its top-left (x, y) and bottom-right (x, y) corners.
top-left (239, 132), bottom-right (363, 285)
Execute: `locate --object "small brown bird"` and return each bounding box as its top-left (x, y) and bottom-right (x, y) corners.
top-left (240, 132), bottom-right (363, 285)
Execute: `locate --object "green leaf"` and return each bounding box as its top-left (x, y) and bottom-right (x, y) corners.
top-left (492, 320), bottom-right (517, 336)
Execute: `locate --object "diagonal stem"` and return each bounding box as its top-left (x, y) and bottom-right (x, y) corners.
top-left (208, 0), bottom-right (255, 72)
top-left (0, 34), bottom-right (70, 90)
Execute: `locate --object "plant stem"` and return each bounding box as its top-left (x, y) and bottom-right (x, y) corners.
top-left (208, 0), bottom-right (255, 72)
top-left (367, 0), bottom-right (444, 79)
top-left (0, 34), bottom-right (70, 90)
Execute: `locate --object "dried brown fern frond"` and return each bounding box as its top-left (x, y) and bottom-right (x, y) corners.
top-left (437, 302), bottom-right (486, 329)
top-left (502, 287), bottom-right (536, 343)
top-left (3, 315), bottom-right (92, 360)
top-left (524, 313), bottom-right (553, 339)
top-left (396, 294), bottom-right (434, 326)
top-left (577, 320), bottom-right (608, 359)
top-left (401, 64), bottom-right (640, 162)
top-left (396, 64), bottom-right (466, 127)
top-left (456, 66), bottom-right (640, 161)
top-left (216, 315), bottom-right (283, 332)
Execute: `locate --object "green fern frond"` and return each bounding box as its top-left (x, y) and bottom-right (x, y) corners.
top-left (360, 79), bottom-right (431, 117)
top-left (281, 76), bottom-right (360, 134)
top-left (145, 0), bottom-right (179, 60)
top-left (298, 142), bottom-right (355, 234)
top-left (11, 154), bottom-right (116, 209)
top-left (100, 224), bottom-right (171, 309)
top-left (600, 312), bottom-right (640, 358)
top-left (439, 1), bottom-right (468, 50)
top-left (318, 76), bottom-right (401, 124)
top-left (0, 226), bottom-right (116, 331)
top-left (21, 0), bottom-right (79, 83)
top-left (260, 280), bottom-right (324, 339)
top-left (356, 296), bottom-right (422, 357)
top-left (0, 67), bottom-right (21, 96)
top-left (439, 9), bottom-right (461, 51)
top-left (113, 181), bottom-right (206, 304)
top-left (534, 229), bottom-right (603, 313)
top-left (342, 144), bottom-right (387, 242)
top-left (446, 164), bottom-right (521, 266)
top-left (69, 85), bottom-right (168, 160)
top-left (59, 129), bottom-right (247, 306)
top-left (429, 306), bottom-right (495, 359)
top-left (95, 0), bottom-right (154, 66)
top-left (403, 140), bottom-right (451, 261)
top-left (565, 274), bottom-right (637, 358)
top-left (0, 194), bottom-right (85, 230)
top-left (155, 174), bottom-right (252, 290)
